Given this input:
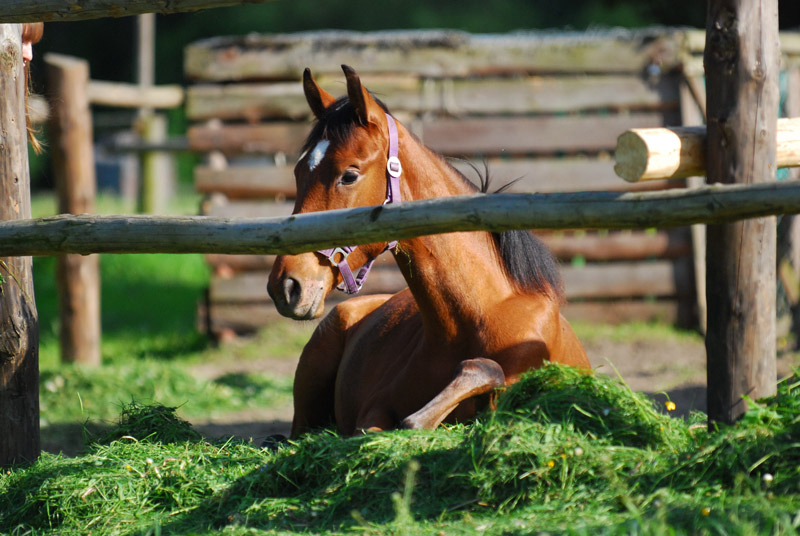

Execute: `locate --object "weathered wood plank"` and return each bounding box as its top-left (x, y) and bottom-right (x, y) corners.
top-left (187, 121), bottom-right (310, 156)
top-left (0, 0), bottom-right (277, 23)
top-left (186, 74), bottom-right (681, 122)
top-left (561, 300), bottom-right (682, 327)
top-left (88, 80), bottom-right (183, 109)
top-left (195, 166), bottom-right (296, 199)
top-left (3, 182), bottom-right (800, 256)
top-left (445, 75), bottom-right (680, 115)
top-left (563, 259), bottom-right (692, 299)
top-left (422, 113), bottom-right (665, 156)
top-left (184, 29), bottom-right (687, 81)
top-left (187, 75), bottom-right (425, 121)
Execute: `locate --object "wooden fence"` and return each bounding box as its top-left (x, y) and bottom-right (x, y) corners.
top-left (183, 28), bottom-right (800, 338)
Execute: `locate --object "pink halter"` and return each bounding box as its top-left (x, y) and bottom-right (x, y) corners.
top-left (316, 113), bottom-right (402, 294)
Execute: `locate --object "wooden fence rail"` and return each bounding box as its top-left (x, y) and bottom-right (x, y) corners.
top-left (0, 0), bottom-right (276, 23)
top-left (3, 181), bottom-right (800, 257)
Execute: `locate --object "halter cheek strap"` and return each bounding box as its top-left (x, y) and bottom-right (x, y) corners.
top-left (316, 113), bottom-right (402, 294)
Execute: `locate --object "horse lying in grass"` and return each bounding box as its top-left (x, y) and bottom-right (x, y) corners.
top-left (267, 65), bottom-right (589, 438)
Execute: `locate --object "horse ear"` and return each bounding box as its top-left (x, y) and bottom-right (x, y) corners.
top-left (303, 68), bottom-right (336, 119)
top-left (342, 64), bottom-right (383, 127)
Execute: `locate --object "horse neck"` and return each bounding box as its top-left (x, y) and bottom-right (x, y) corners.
top-left (393, 130), bottom-right (516, 339)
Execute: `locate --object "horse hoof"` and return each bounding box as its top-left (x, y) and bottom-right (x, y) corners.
top-left (260, 434), bottom-right (287, 451)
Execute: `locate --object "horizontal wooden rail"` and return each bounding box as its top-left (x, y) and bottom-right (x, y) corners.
top-left (0, 0), bottom-right (276, 22)
top-left (88, 81), bottom-right (184, 109)
top-left (3, 182), bottom-right (800, 256)
top-left (614, 117), bottom-right (800, 182)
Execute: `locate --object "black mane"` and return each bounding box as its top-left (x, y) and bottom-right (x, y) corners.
top-left (455, 161), bottom-right (564, 300)
top-left (303, 96), bottom-right (563, 301)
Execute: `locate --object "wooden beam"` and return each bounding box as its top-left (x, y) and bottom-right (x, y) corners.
top-left (88, 80), bottom-right (183, 109)
top-left (184, 29), bottom-right (687, 82)
top-left (614, 117), bottom-right (800, 182)
top-left (0, 23), bottom-right (40, 467)
top-left (2, 182), bottom-right (800, 256)
top-left (45, 53), bottom-right (101, 367)
top-left (185, 74), bottom-right (680, 122)
top-left (704, 0), bottom-right (779, 424)
top-left (0, 0), bottom-right (277, 23)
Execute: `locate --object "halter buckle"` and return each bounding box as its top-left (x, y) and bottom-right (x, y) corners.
top-left (326, 247), bottom-right (350, 265)
top-left (387, 156), bottom-right (402, 178)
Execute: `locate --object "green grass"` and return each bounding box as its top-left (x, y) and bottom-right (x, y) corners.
top-left (30, 192), bottom-right (306, 446)
top-left (3, 365), bottom-right (799, 535)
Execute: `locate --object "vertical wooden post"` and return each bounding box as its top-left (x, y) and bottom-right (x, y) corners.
top-left (0, 23), bottom-right (40, 466)
top-left (137, 13), bottom-right (163, 214)
top-left (45, 53), bottom-right (101, 367)
top-left (679, 74), bottom-right (708, 333)
top-left (704, 0), bottom-right (779, 424)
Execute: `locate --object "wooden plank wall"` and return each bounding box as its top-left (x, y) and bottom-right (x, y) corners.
top-left (184, 29), bottom-right (699, 338)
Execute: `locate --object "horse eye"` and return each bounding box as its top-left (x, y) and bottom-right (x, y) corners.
top-left (340, 170), bottom-right (360, 185)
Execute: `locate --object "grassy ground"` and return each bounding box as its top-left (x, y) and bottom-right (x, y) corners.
top-left (2, 365), bottom-right (799, 535)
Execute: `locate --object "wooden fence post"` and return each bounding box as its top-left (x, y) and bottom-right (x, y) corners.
top-left (704, 0), bottom-right (779, 424)
top-left (0, 23), bottom-right (40, 466)
top-left (45, 53), bottom-right (101, 366)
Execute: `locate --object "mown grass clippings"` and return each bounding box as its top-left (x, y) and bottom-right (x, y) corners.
top-left (39, 359), bottom-right (292, 426)
top-left (5, 365), bottom-right (800, 536)
top-left (95, 402), bottom-right (201, 445)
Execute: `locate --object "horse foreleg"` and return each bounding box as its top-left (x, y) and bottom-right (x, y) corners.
top-left (290, 321), bottom-right (344, 439)
top-left (400, 358), bottom-right (505, 430)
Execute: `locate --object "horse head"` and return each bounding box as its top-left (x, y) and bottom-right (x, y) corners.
top-left (267, 65), bottom-right (399, 320)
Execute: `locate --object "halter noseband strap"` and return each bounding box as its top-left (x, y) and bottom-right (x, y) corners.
top-left (316, 113), bottom-right (402, 294)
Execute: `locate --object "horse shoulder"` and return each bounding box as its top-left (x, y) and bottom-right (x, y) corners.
top-left (486, 294), bottom-right (589, 378)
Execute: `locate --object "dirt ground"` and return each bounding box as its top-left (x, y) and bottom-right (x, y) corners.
top-left (189, 332), bottom-right (800, 444)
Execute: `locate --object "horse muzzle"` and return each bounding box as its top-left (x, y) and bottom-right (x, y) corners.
top-left (267, 269), bottom-right (328, 320)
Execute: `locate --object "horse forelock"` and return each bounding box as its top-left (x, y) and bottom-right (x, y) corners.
top-left (300, 95), bottom-right (390, 157)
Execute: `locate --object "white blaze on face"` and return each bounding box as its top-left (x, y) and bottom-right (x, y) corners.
top-left (308, 139), bottom-right (330, 171)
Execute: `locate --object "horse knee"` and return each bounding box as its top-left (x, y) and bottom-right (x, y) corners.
top-left (457, 358), bottom-right (506, 389)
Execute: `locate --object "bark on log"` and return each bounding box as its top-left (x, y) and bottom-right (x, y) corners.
top-left (0, 0), bottom-right (277, 23)
top-left (1, 182), bottom-right (800, 256)
top-left (45, 53), bottom-right (101, 367)
top-left (614, 117), bottom-right (800, 182)
top-left (0, 24), bottom-right (40, 466)
top-left (704, 0), bottom-right (779, 425)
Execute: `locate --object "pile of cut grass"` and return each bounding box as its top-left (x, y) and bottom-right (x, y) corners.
top-left (3, 364), bottom-right (799, 535)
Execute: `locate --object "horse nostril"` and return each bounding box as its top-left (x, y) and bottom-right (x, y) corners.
top-left (283, 278), bottom-right (302, 306)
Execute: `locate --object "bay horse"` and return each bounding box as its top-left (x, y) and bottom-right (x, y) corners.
top-left (267, 65), bottom-right (589, 438)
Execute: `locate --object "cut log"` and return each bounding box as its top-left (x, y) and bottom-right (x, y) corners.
top-left (615, 117), bottom-right (800, 182)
